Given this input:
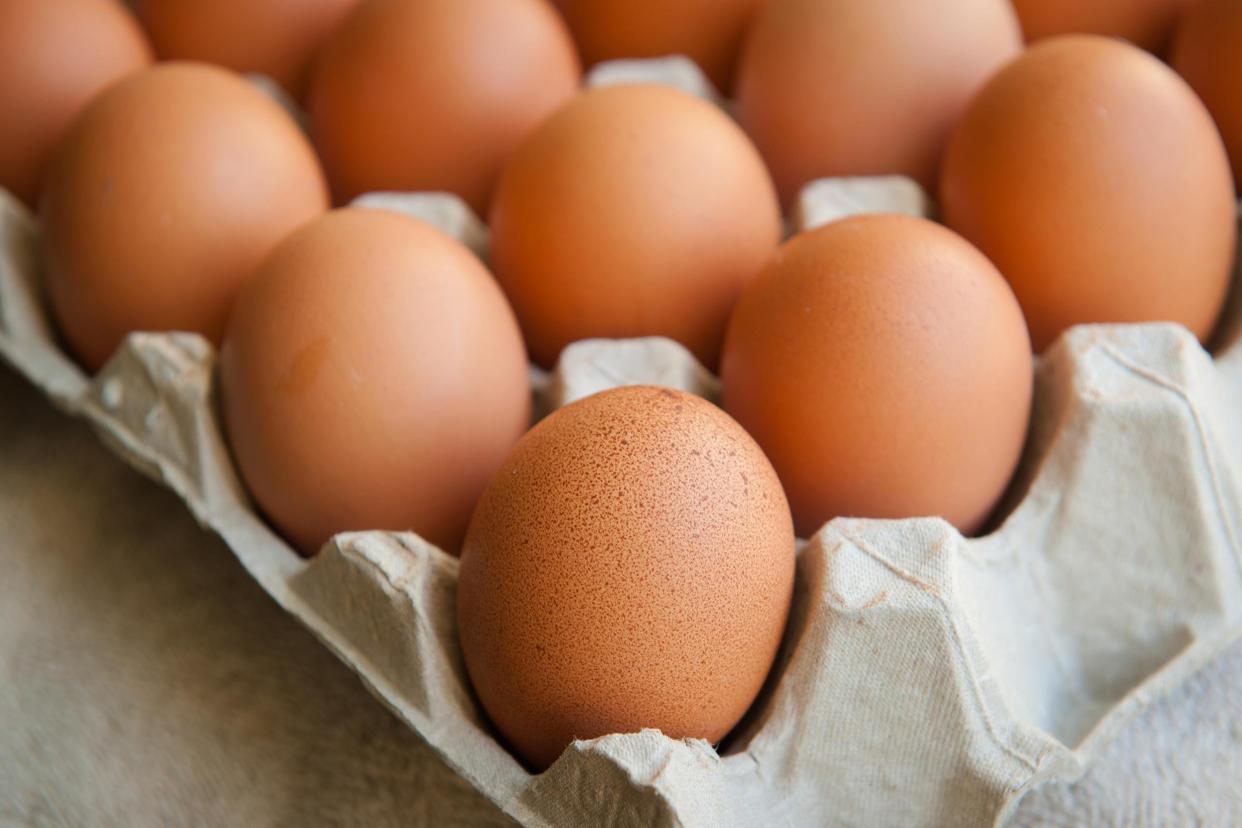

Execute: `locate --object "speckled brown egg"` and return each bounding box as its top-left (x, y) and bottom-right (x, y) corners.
top-left (0, 0), bottom-right (151, 208)
top-left (720, 214), bottom-right (1033, 539)
top-left (220, 208), bottom-right (530, 556)
top-left (458, 385), bottom-right (795, 771)
top-left (940, 35), bottom-right (1236, 352)
top-left (40, 62), bottom-right (328, 372)
top-left (1172, 0), bottom-right (1242, 186)
top-left (734, 0), bottom-right (1021, 205)
top-left (133, 0), bottom-right (361, 99)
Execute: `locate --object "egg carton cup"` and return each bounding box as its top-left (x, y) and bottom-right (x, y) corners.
top-left (3, 57), bottom-right (1242, 827)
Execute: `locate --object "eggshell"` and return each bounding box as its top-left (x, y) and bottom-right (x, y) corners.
top-left (554, 0), bottom-right (768, 93)
top-left (458, 385), bottom-right (795, 771)
top-left (306, 0), bottom-right (580, 215)
top-left (720, 214), bottom-right (1033, 539)
top-left (0, 0), bottom-right (151, 208)
top-left (489, 84), bottom-right (781, 370)
top-left (1172, 0), bottom-right (1242, 186)
top-left (1011, 0), bottom-right (1201, 52)
top-left (734, 0), bottom-right (1021, 205)
top-left (132, 0), bottom-right (360, 99)
top-left (940, 35), bottom-right (1236, 352)
top-left (219, 208), bottom-right (530, 557)
top-left (40, 62), bottom-right (328, 373)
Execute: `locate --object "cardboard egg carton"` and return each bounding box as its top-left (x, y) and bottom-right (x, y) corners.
top-left (3, 58), bottom-right (1241, 826)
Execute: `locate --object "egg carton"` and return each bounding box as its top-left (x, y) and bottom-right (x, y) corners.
top-left (3, 57), bottom-right (1242, 827)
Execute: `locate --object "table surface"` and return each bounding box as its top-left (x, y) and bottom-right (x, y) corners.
top-left (1, 361), bottom-right (1239, 827)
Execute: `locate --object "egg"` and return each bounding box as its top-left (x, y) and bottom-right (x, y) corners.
top-left (220, 208), bottom-right (530, 556)
top-left (553, 0), bottom-right (768, 93)
top-left (306, 0), bottom-right (580, 215)
top-left (458, 385), bottom-right (794, 771)
top-left (132, 0), bottom-right (360, 99)
top-left (40, 63), bottom-right (327, 373)
top-left (734, 0), bottom-right (1021, 205)
top-left (1011, 0), bottom-right (1201, 52)
top-left (1172, 0), bottom-right (1242, 186)
top-left (489, 84), bottom-right (781, 370)
top-left (0, 0), bottom-right (151, 208)
top-left (940, 35), bottom-right (1236, 353)
top-left (720, 215), bottom-right (1033, 539)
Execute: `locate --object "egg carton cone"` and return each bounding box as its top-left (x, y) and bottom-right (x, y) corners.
top-left (3, 58), bottom-right (1242, 827)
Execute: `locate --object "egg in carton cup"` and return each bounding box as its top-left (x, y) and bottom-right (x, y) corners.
top-left (3, 57), bottom-right (1242, 827)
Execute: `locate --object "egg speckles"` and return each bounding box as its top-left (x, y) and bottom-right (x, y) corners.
top-left (458, 385), bottom-right (795, 771)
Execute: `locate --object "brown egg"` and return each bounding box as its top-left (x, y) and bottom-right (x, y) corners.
top-left (133, 0), bottom-right (360, 99)
top-left (720, 215), bottom-right (1033, 539)
top-left (1011, 0), bottom-right (1202, 52)
top-left (40, 63), bottom-right (327, 373)
top-left (306, 0), bottom-right (580, 215)
top-left (458, 385), bottom-right (795, 771)
top-left (220, 208), bottom-right (530, 556)
top-left (734, 0), bottom-right (1021, 205)
top-left (489, 84), bottom-right (781, 370)
top-left (0, 0), bottom-right (150, 208)
top-left (940, 35), bottom-right (1236, 353)
top-left (553, 0), bottom-right (768, 93)
top-left (1172, 0), bottom-right (1242, 186)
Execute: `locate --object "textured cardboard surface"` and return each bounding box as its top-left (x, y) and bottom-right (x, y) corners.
top-left (4, 359), bottom-right (1242, 827)
top-left (4, 179), bottom-right (1241, 825)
